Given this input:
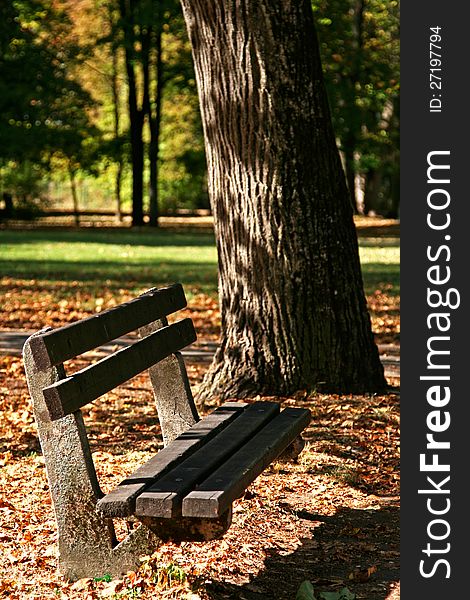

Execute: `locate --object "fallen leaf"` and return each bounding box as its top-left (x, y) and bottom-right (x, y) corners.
top-left (348, 565), bottom-right (377, 582)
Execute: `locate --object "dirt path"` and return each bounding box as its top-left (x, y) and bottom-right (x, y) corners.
top-left (0, 328), bottom-right (400, 382)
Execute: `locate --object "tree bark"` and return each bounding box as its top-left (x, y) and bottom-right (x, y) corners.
top-left (363, 168), bottom-right (381, 216)
top-left (120, 0), bottom-right (144, 227)
top-left (68, 164), bottom-right (80, 227)
top-left (180, 0), bottom-right (386, 398)
top-left (110, 14), bottom-right (123, 222)
top-left (2, 192), bottom-right (13, 218)
top-left (343, 140), bottom-right (357, 212)
top-left (129, 100), bottom-right (144, 227)
top-left (148, 28), bottom-right (163, 228)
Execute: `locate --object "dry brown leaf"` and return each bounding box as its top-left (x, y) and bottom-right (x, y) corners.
top-left (348, 565), bottom-right (378, 582)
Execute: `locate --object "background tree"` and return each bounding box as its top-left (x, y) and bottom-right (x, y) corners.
top-left (102, 0), bottom-right (127, 220)
top-left (180, 0), bottom-right (386, 398)
top-left (0, 0), bottom-right (99, 210)
top-left (116, 0), bottom-right (185, 226)
top-left (313, 0), bottom-right (400, 215)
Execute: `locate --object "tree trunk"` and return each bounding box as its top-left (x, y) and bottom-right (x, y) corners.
top-left (2, 192), bottom-right (13, 218)
top-left (148, 29), bottom-right (163, 228)
top-left (68, 165), bottom-right (79, 227)
top-left (120, 0), bottom-right (144, 227)
top-left (180, 0), bottom-right (385, 398)
top-left (115, 162), bottom-right (123, 222)
top-left (363, 168), bottom-right (381, 215)
top-left (110, 17), bottom-right (123, 222)
top-left (343, 141), bottom-right (357, 212)
top-left (389, 167), bottom-right (400, 219)
top-left (340, 0), bottom-right (364, 214)
top-left (130, 119), bottom-right (144, 226)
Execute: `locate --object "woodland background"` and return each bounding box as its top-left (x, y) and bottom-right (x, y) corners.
top-left (0, 0), bottom-right (399, 223)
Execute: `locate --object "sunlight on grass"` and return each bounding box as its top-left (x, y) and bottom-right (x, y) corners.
top-left (0, 230), bottom-right (219, 294)
top-left (0, 229), bottom-right (399, 298)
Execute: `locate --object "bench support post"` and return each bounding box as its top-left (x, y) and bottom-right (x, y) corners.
top-left (139, 319), bottom-right (199, 445)
top-left (23, 331), bottom-right (160, 580)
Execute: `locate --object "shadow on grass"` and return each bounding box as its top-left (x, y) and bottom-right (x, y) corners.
top-left (0, 259), bottom-right (218, 291)
top-left (0, 229), bottom-right (216, 248)
top-left (0, 261), bottom-right (397, 303)
top-left (361, 264), bottom-right (400, 297)
top-left (204, 505), bottom-right (399, 600)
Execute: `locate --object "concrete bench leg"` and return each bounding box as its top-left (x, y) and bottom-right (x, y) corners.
top-left (23, 332), bottom-right (160, 581)
top-left (139, 318), bottom-right (199, 445)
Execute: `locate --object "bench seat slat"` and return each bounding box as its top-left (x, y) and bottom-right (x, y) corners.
top-left (42, 319), bottom-right (196, 420)
top-left (134, 401), bottom-right (280, 519)
top-left (29, 284), bottom-right (186, 370)
top-left (181, 408), bottom-right (311, 518)
top-left (97, 402), bottom-right (246, 517)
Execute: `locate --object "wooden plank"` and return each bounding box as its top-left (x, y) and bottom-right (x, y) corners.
top-left (42, 319), bottom-right (196, 420)
top-left (182, 407), bottom-right (311, 518)
top-left (29, 284), bottom-right (186, 370)
top-left (97, 402), bottom-right (246, 517)
top-left (135, 401), bottom-right (280, 519)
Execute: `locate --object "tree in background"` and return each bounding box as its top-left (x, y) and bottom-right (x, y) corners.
top-left (181, 0), bottom-right (386, 398)
top-left (0, 0), bottom-right (100, 212)
top-left (1, 0), bottom-right (398, 220)
top-left (115, 0), bottom-right (186, 226)
top-left (102, 0), bottom-right (127, 221)
top-left (313, 0), bottom-right (400, 215)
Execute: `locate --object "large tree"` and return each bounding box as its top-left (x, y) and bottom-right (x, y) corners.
top-left (180, 0), bottom-right (386, 398)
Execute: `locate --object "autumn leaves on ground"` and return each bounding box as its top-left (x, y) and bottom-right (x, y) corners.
top-left (0, 218), bottom-right (399, 600)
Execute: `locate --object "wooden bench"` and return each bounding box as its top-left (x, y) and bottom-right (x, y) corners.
top-left (23, 284), bottom-right (310, 580)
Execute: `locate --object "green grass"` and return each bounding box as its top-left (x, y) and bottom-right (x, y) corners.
top-left (0, 229), bottom-right (218, 296)
top-left (0, 229), bottom-right (399, 298)
top-left (359, 241), bottom-right (400, 296)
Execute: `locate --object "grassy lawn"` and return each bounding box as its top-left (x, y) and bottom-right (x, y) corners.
top-left (0, 228), bottom-right (398, 294)
top-left (0, 229), bottom-right (219, 295)
top-left (0, 228), bottom-right (399, 339)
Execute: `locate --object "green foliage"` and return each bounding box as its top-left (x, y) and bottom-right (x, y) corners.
top-left (296, 581), bottom-right (356, 600)
top-left (0, 160), bottom-right (48, 208)
top-left (94, 573), bottom-right (113, 583)
top-left (318, 589), bottom-right (356, 600)
top-left (296, 580), bottom-right (316, 600)
top-left (0, 0), bottom-right (398, 216)
top-left (312, 0), bottom-right (399, 213)
top-left (0, 0), bottom-right (101, 169)
top-left (156, 562), bottom-right (187, 585)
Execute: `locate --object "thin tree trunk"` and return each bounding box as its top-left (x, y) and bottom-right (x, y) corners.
top-left (343, 141), bottom-right (357, 212)
top-left (130, 116), bottom-right (144, 226)
top-left (181, 0), bottom-right (385, 397)
top-left (389, 167), bottom-right (400, 218)
top-left (2, 192), bottom-right (13, 218)
top-left (344, 0), bottom-right (364, 214)
top-left (120, 0), bottom-right (144, 227)
top-left (68, 165), bottom-right (79, 227)
top-left (363, 168), bottom-right (381, 215)
top-left (148, 29), bottom-right (163, 228)
top-left (110, 18), bottom-right (123, 222)
top-left (115, 162), bottom-right (123, 221)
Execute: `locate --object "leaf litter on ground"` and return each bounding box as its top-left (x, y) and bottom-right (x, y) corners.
top-left (1, 346), bottom-right (399, 599)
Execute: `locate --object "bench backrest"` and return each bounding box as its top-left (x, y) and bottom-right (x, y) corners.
top-left (28, 284), bottom-right (197, 421)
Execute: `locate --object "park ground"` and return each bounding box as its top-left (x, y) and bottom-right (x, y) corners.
top-left (0, 217), bottom-right (400, 600)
